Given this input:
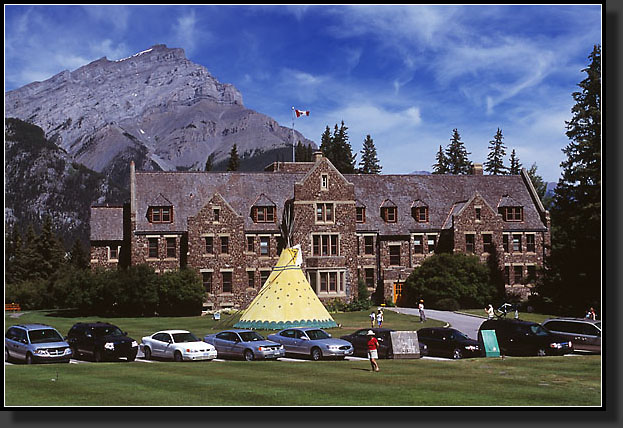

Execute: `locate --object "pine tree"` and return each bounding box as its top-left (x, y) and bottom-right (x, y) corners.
top-left (445, 129), bottom-right (472, 175)
top-left (36, 216), bottom-right (67, 280)
top-left (320, 126), bottom-right (333, 161)
top-left (204, 153), bottom-right (215, 171)
top-left (526, 163), bottom-right (547, 203)
top-left (227, 144), bottom-right (240, 171)
top-left (536, 45), bottom-right (601, 315)
top-left (333, 121), bottom-right (356, 174)
top-left (358, 134), bottom-right (382, 174)
top-left (432, 145), bottom-right (448, 174)
top-left (508, 149), bottom-right (522, 174)
top-left (69, 239), bottom-right (90, 270)
top-left (484, 128), bottom-right (508, 175)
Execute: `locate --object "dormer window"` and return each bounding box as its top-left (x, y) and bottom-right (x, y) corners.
top-left (148, 206), bottom-right (173, 223)
top-left (412, 206), bottom-right (428, 223)
top-left (253, 206), bottom-right (276, 223)
top-left (356, 207), bottom-right (366, 223)
top-left (382, 207), bottom-right (397, 223)
top-left (502, 207), bottom-right (523, 222)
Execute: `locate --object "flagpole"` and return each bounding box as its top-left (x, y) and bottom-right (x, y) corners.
top-left (291, 106), bottom-right (295, 162)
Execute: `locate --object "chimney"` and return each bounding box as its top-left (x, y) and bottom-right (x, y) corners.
top-left (472, 163), bottom-right (483, 175)
top-left (130, 161), bottom-right (136, 215)
top-left (312, 151), bottom-right (324, 163)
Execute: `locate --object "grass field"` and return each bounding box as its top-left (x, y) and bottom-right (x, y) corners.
top-left (5, 309), bottom-right (601, 407)
top-left (457, 309), bottom-right (560, 324)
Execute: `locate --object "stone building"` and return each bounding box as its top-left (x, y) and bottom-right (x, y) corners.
top-left (90, 153), bottom-right (550, 310)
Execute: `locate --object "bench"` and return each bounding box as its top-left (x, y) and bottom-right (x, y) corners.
top-left (5, 303), bottom-right (21, 312)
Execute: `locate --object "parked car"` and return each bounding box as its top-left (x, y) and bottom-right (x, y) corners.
top-left (67, 322), bottom-right (138, 362)
top-left (141, 330), bottom-right (217, 362)
top-left (267, 327), bottom-right (353, 360)
top-left (416, 327), bottom-right (481, 359)
top-left (5, 324), bottom-right (72, 364)
top-left (203, 329), bottom-right (285, 361)
top-left (478, 318), bottom-right (573, 356)
top-left (541, 318), bottom-right (601, 353)
top-left (340, 328), bottom-right (428, 358)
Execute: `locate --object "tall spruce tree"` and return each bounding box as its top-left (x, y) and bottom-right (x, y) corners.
top-left (508, 149), bottom-right (522, 174)
top-left (227, 144), bottom-right (240, 171)
top-left (320, 126), bottom-right (333, 161)
top-left (484, 128), bottom-right (508, 175)
top-left (526, 163), bottom-right (547, 204)
top-left (333, 121), bottom-right (356, 174)
top-left (432, 145), bottom-right (448, 174)
top-left (445, 129), bottom-right (472, 174)
top-left (204, 153), bottom-right (215, 171)
top-left (358, 134), bottom-right (382, 174)
top-left (535, 45), bottom-right (601, 315)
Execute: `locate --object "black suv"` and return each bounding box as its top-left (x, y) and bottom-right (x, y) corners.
top-left (417, 327), bottom-right (481, 359)
top-left (67, 322), bottom-right (138, 362)
top-left (478, 318), bottom-right (573, 357)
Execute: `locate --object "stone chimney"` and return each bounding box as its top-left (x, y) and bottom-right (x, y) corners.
top-left (312, 151), bottom-right (324, 163)
top-left (130, 161), bottom-right (136, 216)
top-left (472, 163), bottom-right (483, 175)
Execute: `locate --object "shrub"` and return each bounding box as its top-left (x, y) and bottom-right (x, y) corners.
top-left (403, 253), bottom-right (496, 309)
top-left (436, 298), bottom-right (460, 311)
top-left (157, 268), bottom-right (204, 316)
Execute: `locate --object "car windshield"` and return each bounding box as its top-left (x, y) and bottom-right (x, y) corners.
top-left (530, 325), bottom-right (550, 336)
top-left (239, 332), bottom-right (264, 342)
top-left (172, 332), bottom-right (199, 343)
top-left (453, 330), bottom-right (470, 340)
top-left (28, 329), bottom-right (64, 344)
top-left (305, 329), bottom-right (330, 340)
top-left (93, 326), bottom-right (124, 337)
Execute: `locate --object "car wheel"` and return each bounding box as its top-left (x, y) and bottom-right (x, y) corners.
top-left (311, 347), bottom-right (322, 361)
top-left (25, 353), bottom-right (34, 365)
top-left (174, 351), bottom-right (183, 362)
top-left (127, 354), bottom-right (136, 362)
top-left (94, 349), bottom-right (103, 362)
top-left (452, 349), bottom-right (463, 360)
top-left (244, 350), bottom-right (254, 361)
top-left (537, 348), bottom-right (547, 357)
top-left (143, 347), bottom-right (152, 360)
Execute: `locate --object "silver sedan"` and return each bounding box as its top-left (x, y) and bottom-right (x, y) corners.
top-left (267, 327), bottom-right (353, 360)
top-left (203, 329), bottom-right (285, 361)
top-left (141, 330), bottom-right (217, 362)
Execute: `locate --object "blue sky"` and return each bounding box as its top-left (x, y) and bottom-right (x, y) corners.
top-left (4, 4), bottom-right (601, 182)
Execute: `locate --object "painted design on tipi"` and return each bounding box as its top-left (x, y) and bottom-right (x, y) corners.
top-left (234, 245), bottom-right (338, 330)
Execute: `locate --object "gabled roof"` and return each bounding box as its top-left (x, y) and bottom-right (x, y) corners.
top-left (411, 199), bottom-right (428, 208)
top-left (380, 198), bottom-right (397, 208)
top-left (252, 193), bottom-right (276, 207)
top-left (498, 194), bottom-right (523, 207)
top-left (149, 193), bottom-right (173, 206)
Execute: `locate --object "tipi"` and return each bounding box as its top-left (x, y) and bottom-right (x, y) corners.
top-left (234, 245), bottom-right (338, 330)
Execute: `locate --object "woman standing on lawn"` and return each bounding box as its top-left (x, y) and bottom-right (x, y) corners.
top-left (367, 330), bottom-right (380, 372)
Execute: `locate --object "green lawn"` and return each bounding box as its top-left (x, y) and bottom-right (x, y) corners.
top-left (5, 354), bottom-right (601, 406)
top-left (5, 309), bottom-right (601, 406)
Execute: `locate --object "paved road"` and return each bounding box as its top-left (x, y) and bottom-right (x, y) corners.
top-left (386, 307), bottom-right (487, 339)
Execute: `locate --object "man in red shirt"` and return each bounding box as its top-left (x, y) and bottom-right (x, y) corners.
top-left (367, 330), bottom-right (380, 372)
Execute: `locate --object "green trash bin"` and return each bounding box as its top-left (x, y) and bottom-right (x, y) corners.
top-left (480, 330), bottom-right (501, 357)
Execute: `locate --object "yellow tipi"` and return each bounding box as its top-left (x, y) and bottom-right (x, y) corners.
top-left (234, 245), bottom-right (338, 330)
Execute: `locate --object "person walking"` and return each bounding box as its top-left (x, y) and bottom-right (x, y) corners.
top-left (369, 311), bottom-right (376, 328)
top-left (418, 300), bottom-right (426, 322)
top-left (366, 330), bottom-right (380, 372)
top-left (376, 309), bottom-right (384, 328)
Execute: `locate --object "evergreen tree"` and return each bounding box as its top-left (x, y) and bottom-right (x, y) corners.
top-left (445, 129), bottom-right (472, 174)
top-left (320, 126), bottom-right (333, 161)
top-left (305, 143), bottom-right (313, 162)
top-left (227, 144), bottom-right (240, 171)
top-left (432, 145), bottom-right (448, 174)
top-left (36, 216), bottom-right (67, 280)
top-left (484, 128), bottom-right (508, 175)
top-left (526, 163), bottom-right (547, 205)
top-left (508, 149), bottom-right (522, 174)
top-left (204, 153), bottom-right (215, 171)
top-left (535, 45), bottom-right (601, 315)
top-left (358, 134), bottom-right (382, 174)
top-left (332, 121), bottom-right (356, 174)
top-left (69, 239), bottom-right (90, 270)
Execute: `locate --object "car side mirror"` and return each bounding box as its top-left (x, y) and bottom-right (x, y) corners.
top-left (301, 336), bottom-right (309, 340)
top-left (21, 339), bottom-right (28, 344)
top-left (327, 333), bottom-right (332, 337)
top-left (123, 331), bottom-right (128, 336)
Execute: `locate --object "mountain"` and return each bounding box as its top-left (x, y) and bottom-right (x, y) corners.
top-left (5, 44), bottom-right (314, 190)
top-left (5, 118), bottom-right (126, 247)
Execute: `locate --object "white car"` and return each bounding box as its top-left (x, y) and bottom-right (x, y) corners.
top-left (141, 330), bottom-right (217, 362)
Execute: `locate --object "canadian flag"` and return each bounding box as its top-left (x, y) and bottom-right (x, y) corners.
top-left (295, 109), bottom-right (310, 118)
